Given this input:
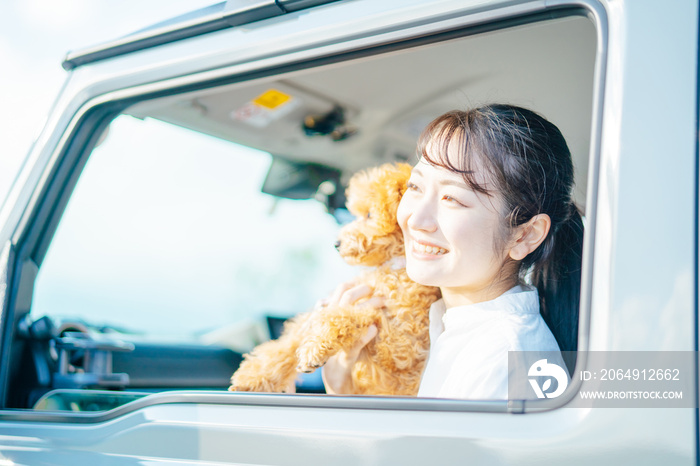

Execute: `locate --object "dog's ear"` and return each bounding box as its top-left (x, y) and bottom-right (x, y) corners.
top-left (380, 162), bottom-right (412, 206)
top-left (344, 163), bottom-right (412, 228)
top-left (344, 169), bottom-right (373, 218)
top-left (395, 163), bottom-right (413, 198)
top-left (371, 163), bottom-right (413, 231)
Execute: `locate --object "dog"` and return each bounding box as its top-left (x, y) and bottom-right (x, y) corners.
top-left (229, 162), bottom-right (441, 395)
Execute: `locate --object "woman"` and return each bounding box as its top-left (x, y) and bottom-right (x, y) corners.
top-left (323, 104), bottom-right (584, 399)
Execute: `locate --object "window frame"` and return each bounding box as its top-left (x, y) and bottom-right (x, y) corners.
top-left (0, 0), bottom-right (608, 421)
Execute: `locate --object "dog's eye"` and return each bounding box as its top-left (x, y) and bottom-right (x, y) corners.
top-left (366, 212), bottom-right (371, 219)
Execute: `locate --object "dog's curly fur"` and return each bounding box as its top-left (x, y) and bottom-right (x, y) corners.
top-left (229, 163), bottom-right (440, 395)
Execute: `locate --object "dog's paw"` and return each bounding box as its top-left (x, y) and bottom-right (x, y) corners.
top-left (229, 375), bottom-right (266, 392)
top-left (229, 378), bottom-right (296, 393)
top-left (296, 344), bottom-right (329, 373)
top-left (228, 382), bottom-right (257, 392)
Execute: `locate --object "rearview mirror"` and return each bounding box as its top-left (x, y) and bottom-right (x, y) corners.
top-left (261, 157), bottom-right (345, 212)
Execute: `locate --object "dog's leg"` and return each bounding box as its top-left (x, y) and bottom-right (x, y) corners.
top-left (229, 337), bottom-right (300, 392)
top-left (295, 306), bottom-right (377, 373)
top-left (229, 313), bottom-right (310, 393)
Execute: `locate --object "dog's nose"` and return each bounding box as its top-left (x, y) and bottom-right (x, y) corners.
top-left (334, 240), bottom-right (341, 250)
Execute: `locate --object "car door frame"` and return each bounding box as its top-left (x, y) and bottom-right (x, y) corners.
top-left (3, 0), bottom-right (696, 464)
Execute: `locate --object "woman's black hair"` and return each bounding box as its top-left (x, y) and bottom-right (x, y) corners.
top-left (418, 104), bottom-right (583, 372)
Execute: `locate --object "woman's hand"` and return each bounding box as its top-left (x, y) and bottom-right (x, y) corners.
top-left (318, 282), bottom-right (383, 394)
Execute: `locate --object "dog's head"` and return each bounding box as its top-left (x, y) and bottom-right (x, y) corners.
top-left (336, 162), bottom-right (413, 267)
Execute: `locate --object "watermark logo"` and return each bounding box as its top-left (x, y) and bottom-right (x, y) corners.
top-left (528, 359), bottom-right (568, 398)
top-left (510, 351), bottom-right (694, 407)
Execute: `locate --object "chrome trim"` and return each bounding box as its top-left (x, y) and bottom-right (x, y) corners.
top-left (0, 391), bottom-right (511, 424)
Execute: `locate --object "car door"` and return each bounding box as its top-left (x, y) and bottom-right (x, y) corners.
top-left (0, 0), bottom-right (696, 465)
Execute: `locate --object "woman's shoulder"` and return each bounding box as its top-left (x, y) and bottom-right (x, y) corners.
top-left (457, 286), bottom-right (560, 353)
top-left (489, 285), bottom-right (561, 352)
top-left (500, 312), bottom-right (561, 353)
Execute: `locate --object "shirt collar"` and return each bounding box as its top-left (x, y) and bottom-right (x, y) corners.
top-left (441, 283), bottom-right (538, 321)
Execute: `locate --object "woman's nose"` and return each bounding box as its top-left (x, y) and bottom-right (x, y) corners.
top-left (406, 199), bottom-right (438, 233)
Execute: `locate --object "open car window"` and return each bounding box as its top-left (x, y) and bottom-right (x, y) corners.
top-left (10, 11), bottom-right (598, 413)
top-left (32, 115), bottom-right (357, 343)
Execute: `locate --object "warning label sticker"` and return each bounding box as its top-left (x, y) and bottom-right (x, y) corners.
top-left (253, 89), bottom-right (292, 109)
top-left (231, 89), bottom-right (299, 128)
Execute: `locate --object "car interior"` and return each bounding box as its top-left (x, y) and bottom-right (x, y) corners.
top-left (7, 13), bottom-right (597, 412)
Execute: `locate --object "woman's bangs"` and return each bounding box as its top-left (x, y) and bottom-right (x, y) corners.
top-left (417, 112), bottom-right (493, 197)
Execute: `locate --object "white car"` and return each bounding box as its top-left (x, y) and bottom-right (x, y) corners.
top-left (0, 0), bottom-right (697, 464)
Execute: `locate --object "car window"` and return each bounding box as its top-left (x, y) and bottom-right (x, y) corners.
top-left (10, 11), bottom-right (599, 413)
top-left (32, 115), bottom-right (357, 346)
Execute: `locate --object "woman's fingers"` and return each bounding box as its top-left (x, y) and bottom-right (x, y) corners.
top-left (338, 284), bottom-right (372, 307)
top-left (322, 281), bottom-right (387, 311)
top-left (342, 324), bottom-right (378, 366)
top-left (354, 324), bottom-right (378, 351)
top-left (322, 324), bottom-right (378, 394)
top-left (327, 281), bottom-right (356, 307)
top-left (317, 282), bottom-right (383, 395)
top-left (359, 296), bottom-right (385, 310)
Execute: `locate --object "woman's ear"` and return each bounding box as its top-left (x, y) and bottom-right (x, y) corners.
top-left (508, 214), bottom-right (551, 261)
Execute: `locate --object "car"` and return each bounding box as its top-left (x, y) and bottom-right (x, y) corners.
top-left (0, 0), bottom-right (697, 464)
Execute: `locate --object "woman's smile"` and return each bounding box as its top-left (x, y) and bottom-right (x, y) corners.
top-left (409, 238), bottom-right (449, 257)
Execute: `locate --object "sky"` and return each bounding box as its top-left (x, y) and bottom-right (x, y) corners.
top-left (0, 1), bottom-right (356, 343)
top-left (0, 0), bottom-right (216, 204)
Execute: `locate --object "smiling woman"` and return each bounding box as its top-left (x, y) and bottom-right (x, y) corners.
top-left (401, 105), bottom-right (582, 399)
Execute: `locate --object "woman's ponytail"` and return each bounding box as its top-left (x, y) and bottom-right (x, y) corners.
top-left (530, 203), bottom-right (584, 373)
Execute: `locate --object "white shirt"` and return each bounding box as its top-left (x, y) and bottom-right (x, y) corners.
top-left (417, 284), bottom-right (566, 400)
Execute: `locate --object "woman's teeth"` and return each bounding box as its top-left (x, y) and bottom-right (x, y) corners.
top-left (414, 242), bottom-right (448, 255)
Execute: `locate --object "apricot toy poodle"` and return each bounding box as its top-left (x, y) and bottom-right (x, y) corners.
top-left (229, 162), bottom-right (440, 395)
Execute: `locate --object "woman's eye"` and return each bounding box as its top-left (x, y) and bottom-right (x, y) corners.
top-left (442, 195), bottom-right (465, 206)
top-left (406, 182), bottom-right (419, 191)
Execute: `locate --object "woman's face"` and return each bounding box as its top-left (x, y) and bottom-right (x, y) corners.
top-left (397, 152), bottom-right (517, 306)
